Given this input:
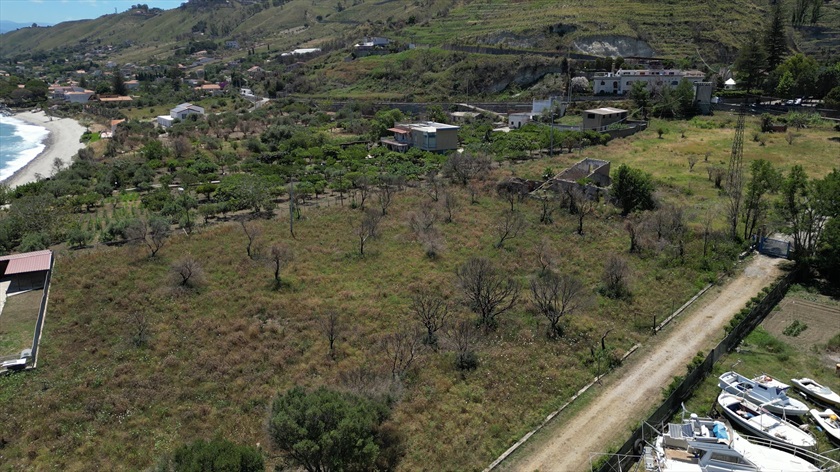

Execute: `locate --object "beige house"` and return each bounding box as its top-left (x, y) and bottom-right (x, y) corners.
top-left (582, 107), bottom-right (628, 131)
top-left (381, 122), bottom-right (460, 153)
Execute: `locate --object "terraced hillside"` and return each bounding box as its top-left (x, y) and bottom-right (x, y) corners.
top-left (2, 0), bottom-right (838, 63)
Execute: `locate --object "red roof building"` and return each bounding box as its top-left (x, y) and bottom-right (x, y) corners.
top-left (0, 250), bottom-right (53, 276)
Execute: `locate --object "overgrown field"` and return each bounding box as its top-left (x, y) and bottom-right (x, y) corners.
top-left (2, 179), bottom-right (722, 470)
top-left (0, 113), bottom-right (836, 470)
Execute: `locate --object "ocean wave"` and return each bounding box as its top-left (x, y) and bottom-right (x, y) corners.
top-left (0, 116), bottom-right (50, 182)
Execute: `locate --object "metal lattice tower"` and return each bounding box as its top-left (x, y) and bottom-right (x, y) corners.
top-left (727, 104), bottom-right (746, 188)
top-left (725, 103), bottom-right (747, 238)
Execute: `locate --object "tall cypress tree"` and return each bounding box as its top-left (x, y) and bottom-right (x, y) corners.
top-left (765, 2), bottom-right (787, 70)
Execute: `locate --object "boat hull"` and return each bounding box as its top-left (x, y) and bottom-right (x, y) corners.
top-left (718, 371), bottom-right (809, 417)
top-left (717, 392), bottom-right (816, 450)
top-left (809, 408), bottom-right (840, 444)
top-left (792, 378), bottom-right (840, 408)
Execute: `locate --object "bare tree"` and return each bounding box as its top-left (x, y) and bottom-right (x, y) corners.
top-left (530, 271), bottom-right (586, 338)
top-left (382, 329), bottom-right (421, 379)
top-left (443, 151), bottom-right (491, 186)
top-left (442, 190), bottom-right (459, 223)
top-left (707, 166), bottom-right (725, 189)
top-left (320, 310), bottom-right (340, 360)
top-left (468, 179), bottom-right (482, 204)
top-left (240, 220), bottom-right (261, 259)
top-left (407, 206), bottom-right (438, 236)
top-left (426, 169), bottom-right (442, 202)
top-left (537, 194), bottom-right (557, 224)
top-left (570, 187), bottom-right (595, 235)
top-left (128, 216), bottom-right (170, 257)
top-left (377, 175), bottom-right (400, 216)
top-left (494, 210), bottom-right (526, 248)
top-left (535, 237), bottom-right (557, 275)
top-left (687, 155), bottom-right (699, 172)
top-left (356, 209), bottom-right (382, 256)
top-left (171, 255), bottom-right (204, 288)
top-left (352, 175), bottom-right (372, 210)
top-left (497, 185), bottom-right (519, 212)
top-left (418, 227), bottom-right (445, 259)
top-left (448, 319), bottom-right (479, 371)
top-left (410, 290), bottom-right (450, 348)
top-left (601, 255), bottom-right (631, 299)
top-left (268, 243), bottom-right (294, 288)
top-left (624, 216), bottom-right (641, 253)
top-left (128, 311), bottom-right (150, 347)
top-left (456, 257), bottom-right (519, 332)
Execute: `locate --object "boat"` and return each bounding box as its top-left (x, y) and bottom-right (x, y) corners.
top-left (810, 408), bottom-right (840, 444)
top-left (792, 378), bottom-right (840, 408)
top-left (718, 391), bottom-right (816, 449)
top-left (718, 371), bottom-right (809, 416)
top-left (641, 413), bottom-right (836, 471)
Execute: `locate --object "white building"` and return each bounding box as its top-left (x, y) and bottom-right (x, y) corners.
top-left (593, 69), bottom-right (706, 95)
top-left (156, 103), bottom-right (205, 128)
top-left (170, 103), bottom-right (205, 120)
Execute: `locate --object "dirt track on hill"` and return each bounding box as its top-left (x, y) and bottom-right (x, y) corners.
top-left (503, 255), bottom-right (783, 472)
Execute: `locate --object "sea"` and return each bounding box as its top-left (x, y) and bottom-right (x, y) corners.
top-left (0, 116), bottom-right (50, 183)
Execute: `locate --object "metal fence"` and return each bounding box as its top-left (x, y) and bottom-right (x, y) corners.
top-left (593, 267), bottom-right (801, 472)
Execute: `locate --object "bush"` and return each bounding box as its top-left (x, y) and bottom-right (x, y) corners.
top-left (455, 351), bottom-right (478, 371)
top-left (267, 386), bottom-right (402, 472)
top-left (156, 438), bottom-right (263, 472)
top-left (19, 231), bottom-right (50, 251)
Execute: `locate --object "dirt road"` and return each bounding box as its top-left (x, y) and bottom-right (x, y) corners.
top-left (503, 255), bottom-right (783, 472)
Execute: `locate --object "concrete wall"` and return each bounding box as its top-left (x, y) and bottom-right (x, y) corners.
top-left (434, 128), bottom-right (459, 151)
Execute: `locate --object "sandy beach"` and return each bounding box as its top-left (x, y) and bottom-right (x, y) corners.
top-left (1, 110), bottom-right (87, 189)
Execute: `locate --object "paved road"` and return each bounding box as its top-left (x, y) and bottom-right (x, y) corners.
top-left (504, 255), bottom-right (783, 472)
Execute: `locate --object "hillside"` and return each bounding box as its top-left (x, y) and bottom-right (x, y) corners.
top-left (2, 0), bottom-right (838, 65)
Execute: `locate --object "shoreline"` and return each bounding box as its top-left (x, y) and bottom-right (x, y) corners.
top-left (0, 110), bottom-right (87, 189)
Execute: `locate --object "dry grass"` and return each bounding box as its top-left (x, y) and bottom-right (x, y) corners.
top-left (0, 115), bottom-right (834, 470)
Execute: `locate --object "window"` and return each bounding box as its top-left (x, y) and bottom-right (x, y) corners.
top-left (710, 453), bottom-right (745, 465)
top-left (601, 81), bottom-right (605, 85)
top-left (588, 114), bottom-right (595, 119)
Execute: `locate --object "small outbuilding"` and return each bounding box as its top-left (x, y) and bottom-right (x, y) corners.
top-left (582, 107), bottom-right (628, 132)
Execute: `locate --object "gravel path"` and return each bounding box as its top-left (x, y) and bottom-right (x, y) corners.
top-left (504, 255), bottom-right (783, 472)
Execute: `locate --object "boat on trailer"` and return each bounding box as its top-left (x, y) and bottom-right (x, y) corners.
top-left (718, 371), bottom-right (809, 417)
top-left (641, 414), bottom-right (838, 471)
top-left (810, 408), bottom-right (840, 444)
top-left (717, 391), bottom-right (816, 449)
top-left (792, 378), bottom-right (840, 408)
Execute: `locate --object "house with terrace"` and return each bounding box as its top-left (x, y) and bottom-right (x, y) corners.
top-left (381, 122), bottom-right (460, 153)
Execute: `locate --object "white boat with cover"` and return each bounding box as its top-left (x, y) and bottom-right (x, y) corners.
top-left (718, 371), bottom-right (809, 416)
top-left (641, 414), bottom-right (837, 471)
top-left (792, 378), bottom-right (840, 408)
top-left (810, 408), bottom-right (840, 444)
top-left (718, 391), bottom-right (816, 449)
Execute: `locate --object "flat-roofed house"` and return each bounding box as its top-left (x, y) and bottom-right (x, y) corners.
top-left (582, 107), bottom-right (628, 131)
top-left (381, 121), bottom-right (460, 153)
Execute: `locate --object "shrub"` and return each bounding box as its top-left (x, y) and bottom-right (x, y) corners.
top-left (157, 438), bottom-right (263, 472)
